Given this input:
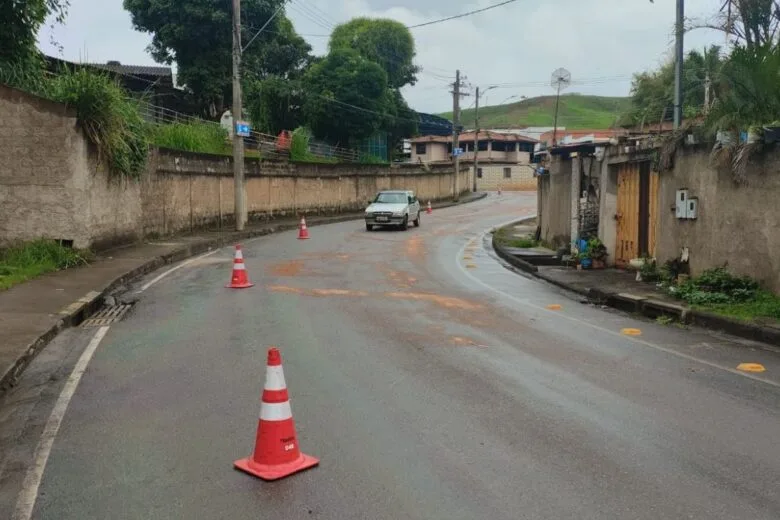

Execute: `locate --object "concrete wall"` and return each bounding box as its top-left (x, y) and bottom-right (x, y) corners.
top-left (412, 142), bottom-right (449, 163)
top-left (0, 85), bottom-right (142, 249)
top-left (0, 85), bottom-right (469, 249)
top-left (142, 149), bottom-right (469, 237)
top-left (656, 147), bottom-right (780, 291)
top-left (537, 155), bottom-right (572, 247)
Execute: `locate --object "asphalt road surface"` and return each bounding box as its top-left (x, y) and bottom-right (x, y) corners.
top-left (5, 192), bottom-right (780, 520)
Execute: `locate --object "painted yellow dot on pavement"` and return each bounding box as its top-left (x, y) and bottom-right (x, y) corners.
top-left (621, 328), bottom-right (642, 336)
top-left (737, 363), bottom-right (766, 373)
top-left (463, 255), bottom-right (473, 261)
top-left (465, 263), bottom-right (477, 269)
top-left (546, 304), bottom-right (562, 311)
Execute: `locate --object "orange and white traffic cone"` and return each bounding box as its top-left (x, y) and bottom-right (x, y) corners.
top-left (234, 347), bottom-right (319, 481)
top-left (298, 217), bottom-right (310, 240)
top-left (226, 244), bottom-right (254, 289)
top-left (426, 201), bottom-right (432, 214)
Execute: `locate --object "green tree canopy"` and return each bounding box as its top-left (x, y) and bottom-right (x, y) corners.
top-left (1, 0), bottom-right (68, 71)
top-left (245, 76), bottom-right (304, 135)
top-left (123, 0), bottom-right (311, 117)
top-left (329, 18), bottom-right (419, 89)
top-left (620, 46), bottom-right (723, 128)
top-left (302, 48), bottom-right (390, 145)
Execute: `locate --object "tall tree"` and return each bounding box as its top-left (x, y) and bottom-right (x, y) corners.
top-left (245, 76), bottom-right (304, 134)
top-left (124, 0), bottom-right (310, 117)
top-left (302, 49), bottom-right (390, 145)
top-left (329, 18), bottom-right (419, 89)
top-left (703, 0), bottom-right (780, 51)
top-left (620, 46), bottom-right (723, 127)
top-left (1, 0), bottom-right (68, 70)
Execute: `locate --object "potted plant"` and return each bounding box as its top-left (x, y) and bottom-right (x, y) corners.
top-left (587, 237), bottom-right (608, 269)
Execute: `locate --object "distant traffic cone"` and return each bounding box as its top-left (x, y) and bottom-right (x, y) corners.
top-left (234, 347), bottom-right (319, 481)
top-left (298, 217), bottom-right (310, 240)
top-left (498, 186), bottom-right (502, 196)
top-left (426, 201), bottom-right (432, 214)
top-left (226, 244), bottom-right (254, 289)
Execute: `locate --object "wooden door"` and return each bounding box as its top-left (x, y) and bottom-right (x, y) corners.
top-left (616, 162), bottom-right (659, 266)
top-left (616, 163), bottom-right (640, 266)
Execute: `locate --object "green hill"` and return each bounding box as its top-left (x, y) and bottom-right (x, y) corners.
top-left (438, 94), bottom-right (631, 130)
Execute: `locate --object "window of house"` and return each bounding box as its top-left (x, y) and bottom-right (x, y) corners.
top-left (477, 168), bottom-right (483, 178)
top-left (447, 143), bottom-right (453, 153)
top-left (504, 167), bottom-right (512, 178)
top-left (477, 140), bottom-right (488, 151)
top-left (519, 142), bottom-right (535, 153)
top-left (415, 143), bottom-right (426, 155)
top-left (492, 141), bottom-right (508, 152)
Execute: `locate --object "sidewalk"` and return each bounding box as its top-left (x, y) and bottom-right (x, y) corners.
top-left (0, 192), bottom-right (487, 392)
top-left (492, 218), bottom-right (780, 347)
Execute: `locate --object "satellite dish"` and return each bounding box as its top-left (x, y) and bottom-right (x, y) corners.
top-left (551, 68), bottom-right (571, 92)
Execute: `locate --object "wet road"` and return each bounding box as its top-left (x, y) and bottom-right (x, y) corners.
top-left (8, 193), bottom-right (780, 519)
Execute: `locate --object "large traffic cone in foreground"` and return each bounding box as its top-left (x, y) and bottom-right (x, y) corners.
top-left (234, 347), bottom-right (319, 481)
top-left (298, 217), bottom-right (310, 240)
top-left (226, 245), bottom-right (254, 289)
top-left (426, 201), bottom-right (432, 214)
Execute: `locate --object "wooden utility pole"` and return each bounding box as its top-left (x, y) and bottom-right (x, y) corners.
top-left (452, 70), bottom-right (461, 201)
top-left (232, 0), bottom-right (246, 230)
top-left (473, 86), bottom-right (480, 193)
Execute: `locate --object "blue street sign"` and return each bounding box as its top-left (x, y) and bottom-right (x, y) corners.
top-left (235, 121), bottom-right (251, 137)
top-left (452, 147), bottom-right (464, 157)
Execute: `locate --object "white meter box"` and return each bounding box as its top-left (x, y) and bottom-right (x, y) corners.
top-left (675, 189), bottom-right (688, 219)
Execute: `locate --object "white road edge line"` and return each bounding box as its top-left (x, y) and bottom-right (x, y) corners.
top-left (137, 249), bottom-right (220, 293)
top-left (13, 326), bottom-right (111, 520)
top-left (456, 219), bottom-right (780, 389)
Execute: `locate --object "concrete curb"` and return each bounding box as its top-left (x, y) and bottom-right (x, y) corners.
top-left (1, 193), bottom-right (487, 393)
top-left (490, 217), bottom-right (780, 348)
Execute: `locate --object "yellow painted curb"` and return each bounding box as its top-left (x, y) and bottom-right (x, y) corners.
top-left (621, 328), bottom-right (642, 336)
top-left (737, 363), bottom-right (766, 373)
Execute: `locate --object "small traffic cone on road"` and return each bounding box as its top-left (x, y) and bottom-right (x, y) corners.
top-left (226, 245), bottom-right (254, 289)
top-left (497, 186), bottom-right (502, 196)
top-left (426, 201), bottom-right (432, 214)
top-left (298, 217), bottom-right (310, 240)
top-left (234, 347), bottom-right (319, 481)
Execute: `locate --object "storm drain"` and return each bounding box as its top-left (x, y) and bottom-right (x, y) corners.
top-left (81, 303), bottom-right (134, 327)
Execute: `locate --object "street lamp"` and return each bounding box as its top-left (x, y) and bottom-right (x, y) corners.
top-left (473, 85), bottom-right (498, 192)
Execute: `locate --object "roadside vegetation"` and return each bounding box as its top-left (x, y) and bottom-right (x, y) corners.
top-left (642, 262), bottom-right (780, 323)
top-left (493, 227), bottom-right (538, 249)
top-left (0, 240), bottom-right (92, 291)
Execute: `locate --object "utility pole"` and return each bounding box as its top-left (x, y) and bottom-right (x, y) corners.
top-left (232, 0), bottom-right (246, 230)
top-left (673, 0), bottom-right (684, 129)
top-left (473, 86), bottom-right (479, 193)
top-left (704, 70), bottom-right (711, 114)
top-left (452, 70), bottom-right (461, 201)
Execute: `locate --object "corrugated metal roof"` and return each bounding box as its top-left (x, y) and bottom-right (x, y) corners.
top-left (88, 62), bottom-right (172, 77)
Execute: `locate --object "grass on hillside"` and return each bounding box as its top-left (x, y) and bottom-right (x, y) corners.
top-left (493, 227), bottom-right (539, 249)
top-left (0, 240), bottom-right (93, 291)
top-left (439, 94), bottom-right (631, 130)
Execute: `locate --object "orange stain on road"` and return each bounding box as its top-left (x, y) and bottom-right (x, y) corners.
top-left (386, 292), bottom-right (481, 310)
top-left (312, 288), bottom-right (367, 297)
top-left (268, 285), bottom-right (306, 294)
top-left (268, 259), bottom-right (306, 277)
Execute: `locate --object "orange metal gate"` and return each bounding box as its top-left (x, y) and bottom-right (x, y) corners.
top-left (615, 162), bottom-right (658, 266)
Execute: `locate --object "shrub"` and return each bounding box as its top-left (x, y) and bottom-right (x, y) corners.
top-left (290, 127), bottom-right (312, 161)
top-left (45, 67), bottom-right (149, 179)
top-left (150, 122), bottom-right (229, 155)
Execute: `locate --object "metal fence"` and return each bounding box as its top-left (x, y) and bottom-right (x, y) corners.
top-left (137, 100), bottom-right (361, 163)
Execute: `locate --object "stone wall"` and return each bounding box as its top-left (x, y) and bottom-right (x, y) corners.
top-left (0, 85), bottom-right (469, 249)
top-left (657, 146), bottom-right (780, 291)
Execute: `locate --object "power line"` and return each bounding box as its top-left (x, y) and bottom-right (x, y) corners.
top-left (408, 0), bottom-right (519, 29)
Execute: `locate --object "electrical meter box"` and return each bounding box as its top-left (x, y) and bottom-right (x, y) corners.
top-left (675, 189), bottom-right (689, 219)
top-left (687, 197), bottom-right (698, 219)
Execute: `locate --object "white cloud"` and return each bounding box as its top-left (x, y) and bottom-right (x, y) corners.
top-left (38, 0), bottom-right (725, 115)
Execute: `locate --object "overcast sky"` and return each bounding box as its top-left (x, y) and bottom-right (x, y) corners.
top-left (38, 0), bottom-right (724, 115)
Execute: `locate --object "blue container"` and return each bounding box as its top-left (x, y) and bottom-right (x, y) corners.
top-left (580, 258), bottom-right (592, 269)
